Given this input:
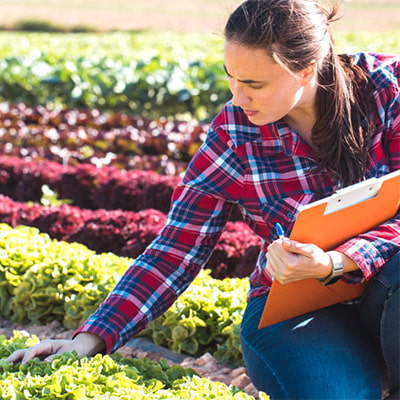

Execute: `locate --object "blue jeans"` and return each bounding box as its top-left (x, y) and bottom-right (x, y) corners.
top-left (241, 252), bottom-right (399, 400)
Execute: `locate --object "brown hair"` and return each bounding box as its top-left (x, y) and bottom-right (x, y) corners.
top-left (224, 0), bottom-right (374, 186)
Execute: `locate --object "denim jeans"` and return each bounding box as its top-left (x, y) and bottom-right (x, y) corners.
top-left (240, 251), bottom-right (399, 400)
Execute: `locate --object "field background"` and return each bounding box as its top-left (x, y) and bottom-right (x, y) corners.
top-left (0, 2), bottom-right (398, 393)
top-left (0, 0), bottom-right (399, 34)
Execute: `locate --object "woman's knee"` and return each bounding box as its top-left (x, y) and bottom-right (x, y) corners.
top-left (240, 332), bottom-right (288, 399)
top-left (240, 298), bottom-right (384, 399)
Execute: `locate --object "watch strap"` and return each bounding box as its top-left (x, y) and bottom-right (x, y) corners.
top-left (319, 251), bottom-right (344, 286)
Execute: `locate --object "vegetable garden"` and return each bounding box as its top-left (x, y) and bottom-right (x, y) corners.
top-left (0, 28), bottom-right (398, 399)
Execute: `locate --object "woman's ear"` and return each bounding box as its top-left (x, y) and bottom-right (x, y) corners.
top-left (300, 62), bottom-right (317, 86)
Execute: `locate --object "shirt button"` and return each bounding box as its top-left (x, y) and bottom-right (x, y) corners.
top-left (287, 212), bottom-right (293, 218)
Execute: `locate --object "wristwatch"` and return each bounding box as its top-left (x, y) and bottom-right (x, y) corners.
top-left (319, 251), bottom-right (344, 286)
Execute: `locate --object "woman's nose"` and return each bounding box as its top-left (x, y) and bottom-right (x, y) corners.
top-left (231, 85), bottom-right (251, 108)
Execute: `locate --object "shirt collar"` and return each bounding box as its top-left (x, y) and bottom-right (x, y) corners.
top-left (267, 119), bottom-right (315, 158)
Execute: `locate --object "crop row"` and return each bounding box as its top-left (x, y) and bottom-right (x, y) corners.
top-left (0, 223), bottom-right (250, 365)
top-left (0, 102), bottom-right (207, 174)
top-left (0, 332), bottom-right (268, 399)
top-left (0, 155), bottom-right (180, 213)
top-left (0, 32), bottom-right (230, 120)
top-left (0, 32), bottom-right (226, 65)
top-left (0, 53), bottom-right (230, 121)
top-left (0, 194), bottom-right (260, 279)
top-left (0, 31), bottom-right (398, 66)
top-left (0, 153), bottom-right (240, 221)
top-left (0, 30), bottom-right (398, 120)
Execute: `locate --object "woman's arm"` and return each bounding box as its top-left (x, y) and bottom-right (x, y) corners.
top-left (7, 120), bottom-right (245, 362)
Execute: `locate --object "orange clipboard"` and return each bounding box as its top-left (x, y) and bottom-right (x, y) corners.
top-left (259, 169), bottom-right (400, 329)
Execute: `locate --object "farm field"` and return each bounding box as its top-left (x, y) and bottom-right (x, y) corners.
top-left (0, 0), bottom-right (399, 33)
top-left (0, 1), bottom-right (398, 399)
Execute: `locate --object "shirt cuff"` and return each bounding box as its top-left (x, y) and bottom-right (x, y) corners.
top-left (335, 238), bottom-right (387, 283)
top-left (73, 323), bottom-right (117, 355)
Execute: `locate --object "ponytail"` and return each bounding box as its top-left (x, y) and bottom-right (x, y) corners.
top-left (312, 45), bottom-right (375, 185)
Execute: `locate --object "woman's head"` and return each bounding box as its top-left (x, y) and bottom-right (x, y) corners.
top-left (224, 40), bottom-right (318, 127)
top-left (225, 0), bottom-right (374, 186)
top-left (225, 0), bottom-right (333, 76)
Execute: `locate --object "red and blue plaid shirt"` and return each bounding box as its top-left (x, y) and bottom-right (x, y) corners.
top-left (76, 52), bottom-right (400, 354)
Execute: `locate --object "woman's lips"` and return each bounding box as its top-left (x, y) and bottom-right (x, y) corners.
top-left (243, 109), bottom-right (259, 117)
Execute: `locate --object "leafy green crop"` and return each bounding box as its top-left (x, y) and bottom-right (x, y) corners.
top-left (0, 31), bottom-right (397, 63)
top-left (0, 52), bottom-right (230, 122)
top-left (0, 331), bottom-right (269, 399)
top-left (0, 223), bottom-right (131, 326)
top-left (0, 223), bottom-right (249, 364)
top-left (335, 31), bottom-right (400, 54)
top-left (0, 31), bottom-right (397, 121)
top-left (0, 31), bottom-right (225, 63)
top-left (142, 270), bottom-right (248, 366)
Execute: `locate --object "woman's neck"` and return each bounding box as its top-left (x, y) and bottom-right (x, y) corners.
top-left (284, 115), bottom-right (315, 147)
top-left (284, 83), bottom-right (318, 148)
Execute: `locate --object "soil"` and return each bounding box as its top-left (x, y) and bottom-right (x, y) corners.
top-left (0, 316), bottom-right (260, 399)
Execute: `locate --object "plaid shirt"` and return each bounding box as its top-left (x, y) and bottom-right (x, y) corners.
top-left (76, 52), bottom-right (400, 354)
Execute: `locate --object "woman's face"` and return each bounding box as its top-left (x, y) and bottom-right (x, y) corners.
top-left (224, 41), bottom-right (314, 126)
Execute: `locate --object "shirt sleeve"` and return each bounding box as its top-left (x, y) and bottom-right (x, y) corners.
top-left (74, 123), bottom-right (245, 353)
top-left (337, 68), bottom-right (400, 284)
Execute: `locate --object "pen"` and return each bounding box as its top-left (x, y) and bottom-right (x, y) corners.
top-left (275, 222), bottom-right (285, 239)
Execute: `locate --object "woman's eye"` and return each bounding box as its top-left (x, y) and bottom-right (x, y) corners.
top-left (249, 85), bottom-right (264, 90)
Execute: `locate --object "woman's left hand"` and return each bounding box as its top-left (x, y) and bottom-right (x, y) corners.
top-left (266, 238), bottom-right (332, 284)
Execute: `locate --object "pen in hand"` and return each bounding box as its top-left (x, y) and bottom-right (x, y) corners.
top-left (275, 222), bottom-right (285, 239)
top-left (267, 222), bottom-right (286, 282)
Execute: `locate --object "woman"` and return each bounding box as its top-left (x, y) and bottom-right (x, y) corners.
top-left (7, 0), bottom-right (399, 399)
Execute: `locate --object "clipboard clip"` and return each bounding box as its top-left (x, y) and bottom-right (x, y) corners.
top-left (324, 177), bottom-right (381, 215)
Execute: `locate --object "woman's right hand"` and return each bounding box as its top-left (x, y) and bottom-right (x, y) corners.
top-left (6, 332), bottom-right (106, 365)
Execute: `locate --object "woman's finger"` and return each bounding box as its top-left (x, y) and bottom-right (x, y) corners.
top-left (6, 333), bottom-right (105, 365)
top-left (7, 339), bottom-right (67, 365)
top-left (6, 348), bottom-right (26, 363)
top-left (22, 340), bottom-right (61, 364)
